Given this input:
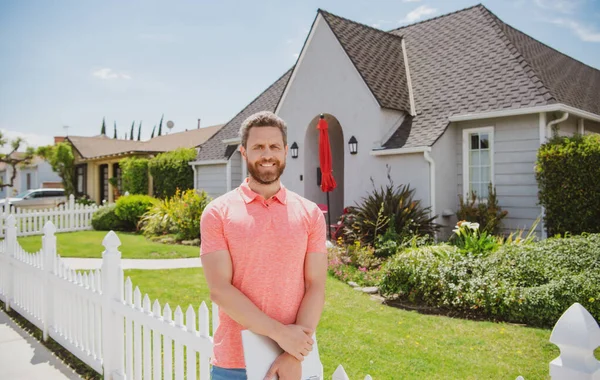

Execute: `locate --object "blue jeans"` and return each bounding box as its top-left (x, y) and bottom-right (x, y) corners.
top-left (211, 366), bottom-right (247, 380)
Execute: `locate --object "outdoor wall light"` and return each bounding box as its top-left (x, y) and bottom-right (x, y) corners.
top-left (290, 142), bottom-right (299, 158)
top-left (348, 136), bottom-right (358, 155)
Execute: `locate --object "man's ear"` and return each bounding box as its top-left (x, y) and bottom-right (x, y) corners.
top-left (240, 145), bottom-right (247, 160)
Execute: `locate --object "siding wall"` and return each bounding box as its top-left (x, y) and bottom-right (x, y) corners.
top-left (230, 151), bottom-right (243, 189)
top-left (455, 114), bottom-right (542, 234)
top-left (196, 164), bottom-right (227, 199)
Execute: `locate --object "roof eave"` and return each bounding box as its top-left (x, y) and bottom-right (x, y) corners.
top-left (448, 103), bottom-right (600, 124)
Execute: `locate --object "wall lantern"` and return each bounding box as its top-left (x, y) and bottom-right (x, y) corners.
top-left (348, 136), bottom-right (358, 155)
top-left (290, 142), bottom-right (299, 159)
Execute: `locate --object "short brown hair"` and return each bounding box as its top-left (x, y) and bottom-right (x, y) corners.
top-left (239, 111), bottom-right (287, 148)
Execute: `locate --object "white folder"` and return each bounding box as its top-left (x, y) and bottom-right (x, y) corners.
top-left (241, 330), bottom-right (323, 380)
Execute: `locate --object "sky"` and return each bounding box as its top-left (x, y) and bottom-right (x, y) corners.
top-left (1, 0), bottom-right (599, 152)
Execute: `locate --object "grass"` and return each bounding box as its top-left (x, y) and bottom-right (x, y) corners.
top-left (16, 230), bottom-right (199, 259)
top-left (124, 268), bottom-right (561, 379)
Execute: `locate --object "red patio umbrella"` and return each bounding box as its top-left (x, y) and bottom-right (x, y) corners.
top-left (318, 114), bottom-right (337, 239)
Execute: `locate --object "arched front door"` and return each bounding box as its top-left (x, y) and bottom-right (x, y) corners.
top-left (303, 114), bottom-right (345, 231)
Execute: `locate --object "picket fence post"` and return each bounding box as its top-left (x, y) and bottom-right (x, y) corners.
top-left (101, 231), bottom-right (125, 379)
top-left (42, 221), bottom-right (57, 341)
top-left (68, 194), bottom-right (75, 231)
top-left (549, 302), bottom-right (600, 379)
top-left (4, 215), bottom-right (16, 311)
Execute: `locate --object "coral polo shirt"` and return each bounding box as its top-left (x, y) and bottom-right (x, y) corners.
top-left (200, 178), bottom-right (327, 368)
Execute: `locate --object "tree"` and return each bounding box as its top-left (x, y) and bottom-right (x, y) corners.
top-left (0, 133), bottom-right (35, 192)
top-left (113, 121), bottom-right (117, 139)
top-left (151, 125), bottom-right (156, 139)
top-left (101, 117), bottom-right (106, 135)
top-left (130, 121), bottom-right (134, 140)
top-left (37, 142), bottom-right (76, 196)
top-left (137, 121), bottom-right (142, 141)
top-left (157, 114), bottom-right (164, 136)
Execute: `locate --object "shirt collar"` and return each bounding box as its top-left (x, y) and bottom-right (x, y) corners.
top-left (239, 177), bottom-right (287, 205)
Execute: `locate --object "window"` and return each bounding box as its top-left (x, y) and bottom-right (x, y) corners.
top-left (26, 173), bottom-right (32, 190)
top-left (76, 166), bottom-right (84, 193)
top-left (463, 127), bottom-right (494, 200)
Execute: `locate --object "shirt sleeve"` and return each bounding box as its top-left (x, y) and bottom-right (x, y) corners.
top-left (200, 203), bottom-right (229, 256)
top-left (306, 206), bottom-right (327, 254)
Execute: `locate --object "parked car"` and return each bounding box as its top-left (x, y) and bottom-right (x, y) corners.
top-left (0, 188), bottom-right (67, 210)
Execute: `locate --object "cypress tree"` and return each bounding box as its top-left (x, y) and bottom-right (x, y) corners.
top-left (151, 125), bottom-right (156, 138)
top-left (130, 121), bottom-right (134, 140)
top-left (113, 121), bottom-right (117, 138)
top-left (137, 121), bottom-right (142, 141)
top-left (101, 117), bottom-right (106, 135)
top-left (157, 114), bottom-right (164, 136)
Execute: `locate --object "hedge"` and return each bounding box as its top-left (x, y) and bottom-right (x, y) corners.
top-left (114, 194), bottom-right (157, 231)
top-left (148, 148), bottom-right (196, 199)
top-left (91, 204), bottom-right (128, 231)
top-left (379, 234), bottom-right (600, 328)
top-left (536, 134), bottom-right (600, 236)
top-left (120, 157), bottom-right (149, 195)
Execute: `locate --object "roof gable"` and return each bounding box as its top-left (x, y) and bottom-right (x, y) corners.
top-left (319, 10), bottom-right (412, 113)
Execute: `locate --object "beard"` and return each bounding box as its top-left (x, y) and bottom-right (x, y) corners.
top-left (247, 158), bottom-right (286, 185)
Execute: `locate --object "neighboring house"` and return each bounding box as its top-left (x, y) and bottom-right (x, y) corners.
top-left (0, 153), bottom-right (62, 198)
top-left (65, 125), bottom-right (223, 204)
top-left (190, 4), bottom-right (600, 238)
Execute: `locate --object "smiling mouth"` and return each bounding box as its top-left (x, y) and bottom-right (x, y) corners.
top-left (259, 163), bottom-right (276, 167)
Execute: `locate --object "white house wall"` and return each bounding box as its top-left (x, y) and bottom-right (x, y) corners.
top-left (455, 114), bottom-right (542, 234)
top-left (19, 161), bottom-right (61, 191)
top-left (585, 119), bottom-right (600, 134)
top-left (277, 14), bottom-right (428, 216)
top-left (196, 164), bottom-right (227, 199)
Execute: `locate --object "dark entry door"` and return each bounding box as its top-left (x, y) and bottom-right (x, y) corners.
top-left (99, 164), bottom-right (109, 202)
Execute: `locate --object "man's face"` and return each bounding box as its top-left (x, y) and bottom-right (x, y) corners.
top-left (241, 126), bottom-right (288, 185)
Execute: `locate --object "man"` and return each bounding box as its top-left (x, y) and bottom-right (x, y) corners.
top-left (200, 111), bottom-right (328, 380)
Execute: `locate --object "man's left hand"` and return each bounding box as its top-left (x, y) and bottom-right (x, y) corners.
top-left (264, 352), bottom-right (301, 380)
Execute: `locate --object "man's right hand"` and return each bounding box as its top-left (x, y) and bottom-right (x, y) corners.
top-left (271, 324), bottom-right (314, 362)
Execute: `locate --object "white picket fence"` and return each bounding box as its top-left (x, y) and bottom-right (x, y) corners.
top-left (0, 215), bottom-right (215, 379)
top-left (0, 194), bottom-right (102, 238)
top-left (1, 215), bottom-right (599, 379)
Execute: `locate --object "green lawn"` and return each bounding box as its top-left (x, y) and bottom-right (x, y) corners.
top-left (17, 230), bottom-right (199, 259)
top-left (124, 268), bottom-right (559, 379)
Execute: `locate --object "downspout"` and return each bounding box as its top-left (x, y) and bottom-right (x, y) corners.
top-left (423, 149), bottom-right (436, 224)
top-left (546, 112), bottom-right (569, 139)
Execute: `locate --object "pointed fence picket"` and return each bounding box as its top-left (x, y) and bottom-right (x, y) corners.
top-left (1, 216), bottom-right (598, 379)
top-left (0, 194), bottom-right (103, 237)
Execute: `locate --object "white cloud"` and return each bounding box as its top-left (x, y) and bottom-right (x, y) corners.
top-left (549, 18), bottom-right (600, 42)
top-left (399, 5), bottom-right (438, 24)
top-left (0, 129), bottom-right (54, 153)
top-left (92, 68), bottom-right (132, 80)
top-left (533, 0), bottom-right (583, 14)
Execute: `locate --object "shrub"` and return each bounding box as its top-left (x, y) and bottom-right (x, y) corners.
top-left (148, 148), bottom-right (196, 199)
top-left (120, 157), bottom-right (149, 195)
top-left (139, 189), bottom-right (211, 241)
top-left (536, 134), bottom-right (600, 236)
top-left (379, 233), bottom-right (600, 327)
top-left (75, 194), bottom-right (96, 206)
top-left (168, 189), bottom-right (211, 241)
top-left (344, 167), bottom-right (437, 246)
top-left (115, 194), bottom-right (157, 231)
top-left (328, 242), bottom-right (383, 287)
top-left (456, 183), bottom-right (507, 235)
top-left (91, 204), bottom-right (127, 231)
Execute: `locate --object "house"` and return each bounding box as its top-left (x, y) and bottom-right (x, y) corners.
top-left (190, 4), bottom-right (600, 238)
top-left (0, 153), bottom-right (62, 198)
top-left (65, 124), bottom-right (222, 204)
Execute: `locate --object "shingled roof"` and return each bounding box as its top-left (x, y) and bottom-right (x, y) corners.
top-left (319, 10), bottom-right (412, 113)
top-left (195, 68), bottom-right (292, 161)
top-left (384, 4), bottom-right (600, 148)
top-left (195, 4), bottom-right (599, 158)
top-left (68, 124), bottom-right (222, 160)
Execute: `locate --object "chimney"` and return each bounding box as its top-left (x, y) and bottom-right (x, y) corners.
top-left (198, 118), bottom-right (201, 129)
top-left (54, 136), bottom-right (65, 144)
